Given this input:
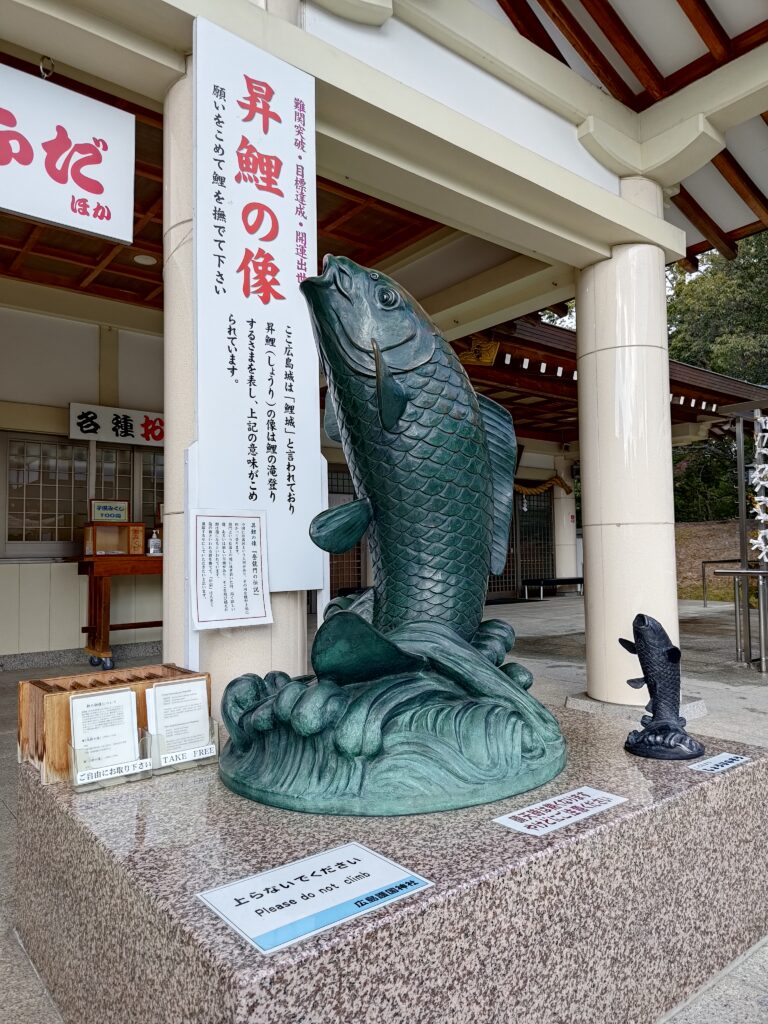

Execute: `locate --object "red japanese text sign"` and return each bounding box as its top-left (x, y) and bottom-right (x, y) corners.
top-left (193, 19), bottom-right (323, 594)
top-left (0, 64), bottom-right (134, 243)
top-left (69, 403), bottom-right (164, 447)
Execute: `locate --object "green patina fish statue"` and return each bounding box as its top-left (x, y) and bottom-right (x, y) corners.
top-left (303, 255), bottom-right (515, 647)
top-left (218, 256), bottom-right (566, 815)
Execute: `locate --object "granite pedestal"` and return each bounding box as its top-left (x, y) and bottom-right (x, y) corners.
top-left (14, 709), bottom-right (768, 1024)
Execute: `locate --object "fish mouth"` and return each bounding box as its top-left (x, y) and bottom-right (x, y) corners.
top-left (633, 614), bottom-right (650, 629)
top-left (300, 255), bottom-right (353, 303)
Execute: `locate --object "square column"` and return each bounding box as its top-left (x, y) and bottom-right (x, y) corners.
top-left (576, 177), bottom-right (678, 705)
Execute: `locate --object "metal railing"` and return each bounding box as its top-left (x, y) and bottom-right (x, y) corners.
top-left (701, 558), bottom-right (741, 607)
top-left (714, 568), bottom-right (768, 673)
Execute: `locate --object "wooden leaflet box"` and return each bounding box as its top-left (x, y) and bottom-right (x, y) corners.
top-left (83, 521), bottom-right (145, 556)
top-left (18, 664), bottom-right (212, 785)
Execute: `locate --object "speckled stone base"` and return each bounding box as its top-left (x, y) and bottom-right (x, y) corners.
top-left (14, 710), bottom-right (768, 1024)
top-left (565, 690), bottom-right (708, 721)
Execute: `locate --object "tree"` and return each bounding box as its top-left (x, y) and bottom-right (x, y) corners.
top-left (667, 234), bottom-right (768, 384)
top-left (672, 437), bottom-right (741, 522)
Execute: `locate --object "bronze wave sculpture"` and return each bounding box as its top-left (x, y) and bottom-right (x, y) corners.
top-left (219, 256), bottom-right (566, 814)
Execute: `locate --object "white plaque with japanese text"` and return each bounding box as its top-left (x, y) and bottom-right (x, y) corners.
top-left (688, 752), bottom-right (750, 774)
top-left (191, 510), bottom-right (273, 628)
top-left (0, 63), bottom-right (134, 242)
top-left (494, 786), bottom-right (627, 836)
top-left (70, 402), bottom-right (164, 446)
top-left (193, 18), bottom-right (324, 594)
top-left (198, 842), bottom-right (432, 954)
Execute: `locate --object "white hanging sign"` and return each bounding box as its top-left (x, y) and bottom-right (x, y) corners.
top-left (198, 842), bottom-right (432, 954)
top-left (69, 403), bottom-right (164, 446)
top-left (0, 64), bottom-right (134, 242)
top-left (193, 18), bottom-right (324, 594)
top-left (191, 510), bottom-right (273, 629)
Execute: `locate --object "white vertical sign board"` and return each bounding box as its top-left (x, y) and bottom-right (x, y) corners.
top-left (0, 64), bottom-right (134, 242)
top-left (193, 18), bottom-right (323, 594)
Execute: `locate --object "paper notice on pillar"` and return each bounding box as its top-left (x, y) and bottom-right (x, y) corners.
top-left (193, 18), bottom-right (324, 594)
top-left (494, 786), bottom-right (627, 836)
top-left (198, 842), bottom-right (432, 954)
top-left (191, 510), bottom-right (273, 629)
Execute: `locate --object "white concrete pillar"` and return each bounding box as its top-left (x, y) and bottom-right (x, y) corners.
top-left (576, 176), bottom-right (678, 706)
top-left (163, 63), bottom-right (308, 720)
top-left (553, 455), bottom-right (577, 581)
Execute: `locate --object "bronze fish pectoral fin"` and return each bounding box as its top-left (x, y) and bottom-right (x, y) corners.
top-left (309, 497), bottom-right (372, 553)
top-left (619, 637), bottom-right (638, 655)
top-left (626, 676), bottom-right (647, 689)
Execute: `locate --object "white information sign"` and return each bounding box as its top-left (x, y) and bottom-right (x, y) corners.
top-left (494, 786), bottom-right (627, 836)
top-left (0, 63), bottom-right (134, 242)
top-left (70, 688), bottom-right (140, 781)
top-left (70, 402), bottom-right (164, 446)
top-left (191, 510), bottom-right (273, 628)
top-left (198, 842), bottom-right (432, 954)
top-left (147, 677), bottom-right (210, 764)
top-left (193, 18), bottom-right (324, 593)
top-left (688, 752), bottom-right (751, 774)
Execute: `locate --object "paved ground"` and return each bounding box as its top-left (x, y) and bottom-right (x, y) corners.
top-left (0, 598), bottom-right (766, 1022)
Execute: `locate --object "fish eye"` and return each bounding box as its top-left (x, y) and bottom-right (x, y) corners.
top-left (376, 285), bottom-right (400, 309)
top-left (369, 272), bottom-right (380, 280)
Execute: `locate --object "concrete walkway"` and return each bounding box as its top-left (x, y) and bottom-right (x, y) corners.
top-left (0, 598), bottom-right (766, 1022)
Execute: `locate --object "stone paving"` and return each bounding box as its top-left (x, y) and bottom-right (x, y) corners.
top-left (0, 598), bottom-right (765, 1022)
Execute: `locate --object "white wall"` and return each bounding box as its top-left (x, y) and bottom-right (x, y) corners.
top-left (0, 562), bottom-right (161, 655)
top-left (304, 5), bottom-right (619, 195)
top-left (118, 330), bottom-right (164, 411)
top-left (0, 307), bottom-right (99, 406)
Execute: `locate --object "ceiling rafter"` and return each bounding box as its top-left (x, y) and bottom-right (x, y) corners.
top-left (576, 0), bottom-right (666, 100)
top-left (670, 186), bottom-right (737, 260)
top-left (533, 0), bottom-right (638, 108)
top-left (496, 0), bottom-right (567, 64)
top-left (674, 0), bottom-right (731, 61)
top-left (711, 150), bottom-right (768, 229)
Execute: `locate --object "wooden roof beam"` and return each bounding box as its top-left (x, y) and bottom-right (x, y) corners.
top-left (533, 0), bottom-right (638, 108)
top-left (670, 186), bottom-right (737, 259)
top-left (711, 149), bottom-right (768, 228)
top-left (678, 253), bottom-right (700, 274)
top-left (496, 0), bottom-right (567, 65)
top-left (675, 0), bottom-right (731, 61)
top-left (469, 365), bottom-right (577, 400)
top-left (577, 0), bottom-right (666, 100)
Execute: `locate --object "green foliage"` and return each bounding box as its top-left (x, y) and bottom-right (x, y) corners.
top-left (667, 234), bottom-right (768, 384)
top-left (672, 438), bottom-right (741, 522)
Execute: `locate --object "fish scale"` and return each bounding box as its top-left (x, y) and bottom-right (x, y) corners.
top-left (329, 340), bottom-right (493, 641)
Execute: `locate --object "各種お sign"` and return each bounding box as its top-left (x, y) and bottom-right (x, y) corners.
top-left (193, 18), bottom-right (324, 594)
top-left (0, 64), bottom-right (134, 242)
top-left (69, 403), bottom-right (164, 447)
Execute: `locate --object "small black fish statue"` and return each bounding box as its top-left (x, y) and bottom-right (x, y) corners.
top-left (619, 614), bottom-right (705, 760)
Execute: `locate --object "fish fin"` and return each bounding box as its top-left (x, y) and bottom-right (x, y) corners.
top-left (666, 645), bottom-right (682, 664)
top-left (323, 399), bottom-right (342, 443)
top-left (311, 611), bottom-right (426, 684)
top-left (619, 637), bottom-right (637, 655)
top-left (627, 677), bottom-right (646, 689)
top-left (309, 498), bottom-right (372, 553)
top-left (372, 339), bottom-right (408, 431)
top-left (476, 394), bottom-right (517, 574)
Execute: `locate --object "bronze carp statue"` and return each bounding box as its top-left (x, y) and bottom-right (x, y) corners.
top-left (219, 256), bottom-right (566, 815)
top-left (620, 614), bottom-right (705, 760)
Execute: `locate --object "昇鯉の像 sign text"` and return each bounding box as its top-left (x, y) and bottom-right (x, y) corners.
top-left (193, 18), bottom-right (323, 595)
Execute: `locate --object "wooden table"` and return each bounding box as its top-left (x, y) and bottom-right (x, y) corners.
top-left (77, 555), bottom-right (163, 668)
